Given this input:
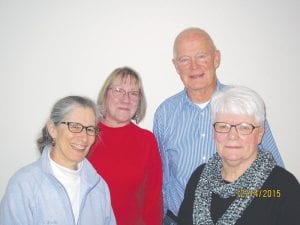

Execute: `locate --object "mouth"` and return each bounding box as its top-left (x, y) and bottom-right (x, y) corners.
top-left (190, 73), bottom-right (205, 79)
top-left (225, 146), bottom-right (241, 150)
top-left (71, 143), bottom-right (86, 151)
top-left (118, 107), bottom-right (130, 111)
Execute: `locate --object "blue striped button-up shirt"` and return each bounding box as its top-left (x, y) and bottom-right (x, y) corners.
top-left (153, 80), bottom-right (284, 216)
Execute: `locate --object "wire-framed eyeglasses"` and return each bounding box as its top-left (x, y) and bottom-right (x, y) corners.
top-left (213, 122), bottom-right (260, 135)
top-left (109, 87), bottom-right (140, 101)
top-left (60, 122), bottom-right (99, 136)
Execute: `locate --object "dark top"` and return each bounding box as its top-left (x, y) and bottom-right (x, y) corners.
top-left (178, 165), bottom-right (300, 225)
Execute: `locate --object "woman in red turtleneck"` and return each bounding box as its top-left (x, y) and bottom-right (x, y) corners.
top-left (88, 67), bottom-right (163, 225)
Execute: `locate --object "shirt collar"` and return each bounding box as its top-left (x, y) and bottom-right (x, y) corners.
top-left (182, 79), bottom-right (223, 109)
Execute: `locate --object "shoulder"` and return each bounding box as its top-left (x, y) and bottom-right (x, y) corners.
top-left (264, 166), bottom-right (300, 198)
top-left (190, 164), bottom-right (205, 180)
top-left (8, 160), bottom-right (42, 184)
top-left (130, 123), bottom-right (156, 139)
top-left (267, 166), bottom-right (299, 187)
top-left (4, 159), bottom-right (45, 196)
top-left (186, 164), bottom-right (206, 191)
top-left (155, 90), bottom-right (185, 114)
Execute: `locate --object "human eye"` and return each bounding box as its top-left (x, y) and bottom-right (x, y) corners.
top-left (215, 122), bottom-right (229, 132)
top-left (69, 122), bottom-right (83, 132)
top-left (129, 91), bottom-right (140, 98)
top-left (196, 53), bottom-right (208, 62)
top-left (237, 123), bottom-right (253, 134)
top-left (114, 87), bottom-right (123, 93)
top-left (177, 56), bottom-right (190, 65)
top-left (86, 126), bottom-right (97, 135)
top-left (112, 87), bottom-right (125, 96)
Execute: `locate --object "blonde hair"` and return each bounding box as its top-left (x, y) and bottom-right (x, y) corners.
top-left (97, 66), bottom-right (146, 123)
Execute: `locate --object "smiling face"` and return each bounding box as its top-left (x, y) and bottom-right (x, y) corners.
top-left (173, 30), bottom-right (220, 102)
top-left (214, 113), bottom-right (265, 169)
top-left (48, 106), bottom-right (97, 170)
top-left (104, 75), bottom-right (139, 127)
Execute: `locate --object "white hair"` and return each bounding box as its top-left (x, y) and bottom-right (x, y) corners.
top-left (210, 85), bottom-right (266, 125)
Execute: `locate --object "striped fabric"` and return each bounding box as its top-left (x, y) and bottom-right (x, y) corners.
top-left (153, 80), bottom-right (284, 216)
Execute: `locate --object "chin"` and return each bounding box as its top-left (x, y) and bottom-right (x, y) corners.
top-left (222, 154), bottom-right (243, 162)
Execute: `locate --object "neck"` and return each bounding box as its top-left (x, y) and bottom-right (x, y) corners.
top-left (221, 155), bottom-right (257, 182)
top-left (221, 167), bottom-right (243, 183)
top-left (50, 149), bottom-right (78, 170)
top-left (101, 118), bottom-right (130, 128)
top-left (186, 81), bottom-right (217, 104)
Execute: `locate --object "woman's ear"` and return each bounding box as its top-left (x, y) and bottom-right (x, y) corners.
top-left (257, 126), bottom-right (265, 145)
top-left (47, 120), bottom-right (57, 140)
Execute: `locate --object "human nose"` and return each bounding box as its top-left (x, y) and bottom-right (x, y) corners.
top-left (228, 126), bottom-right (239, 139)
top-left (76, 128), bottom-right (89, 140)
top-left (190, 57), bottom-right (199, 69)
top-left (121, 91), bottom-right (131, 102)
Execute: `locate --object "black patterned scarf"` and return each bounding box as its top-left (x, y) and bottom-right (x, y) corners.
top-left (193, 150), bottom-right (276, 225)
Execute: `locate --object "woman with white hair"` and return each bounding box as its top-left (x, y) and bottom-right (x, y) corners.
top-left (177, 85), bottom-right (300, 225)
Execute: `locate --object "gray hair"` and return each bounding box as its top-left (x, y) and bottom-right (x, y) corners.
top-left (97, 66), bottom-right (147, 123)
top-left (210, 85), bottom-right (266, 125)
top-left (36, 96), bottom-right (100, 153)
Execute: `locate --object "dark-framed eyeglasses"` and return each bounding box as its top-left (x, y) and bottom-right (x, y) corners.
top-left (60, 122), bottom-right (99, 136)
top-left (109, 87), bottom-right (140, 101)
top-left (213, 122), bottom-right (260, 135)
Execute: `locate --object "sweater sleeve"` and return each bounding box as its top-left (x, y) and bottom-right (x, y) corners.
top-left (275, 171), bottom-right (300, 225)
top-left (153, 105), bottom-right (169, 215)
top-left (142, 133), bottom-right (163, 225)
top-left (0, 176), bottom-right (34, 225)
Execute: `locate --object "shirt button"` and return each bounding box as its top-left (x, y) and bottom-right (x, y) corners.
top-left (201, 133), bottom-right (205, 137)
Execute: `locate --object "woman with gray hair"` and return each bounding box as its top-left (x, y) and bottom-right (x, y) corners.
top-left (178, 85), bottom-right (300, 225)
top-left (88, 66), bottom-right (163, 225)
top-left (0, 96), bottom-right (116, 225)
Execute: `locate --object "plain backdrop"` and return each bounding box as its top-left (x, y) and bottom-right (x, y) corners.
top-left (0, 0), bottom-right (299, 199)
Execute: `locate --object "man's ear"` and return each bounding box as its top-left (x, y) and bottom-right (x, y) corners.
top-left (47, 120), bottom-right (57, 140)
top-left (214, 50), bottom-right (221, 69)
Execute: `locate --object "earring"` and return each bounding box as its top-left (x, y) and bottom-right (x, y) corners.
top-left (134, 114), bottom-right (139, 124)
top-left (51, 138), bottom-right (56, 147)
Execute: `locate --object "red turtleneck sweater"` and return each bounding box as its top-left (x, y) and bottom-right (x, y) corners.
top-left (88, 122), bottom-right (163, 225)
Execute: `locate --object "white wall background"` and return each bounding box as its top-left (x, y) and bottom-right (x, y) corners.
top-left (0, 0), bottom-right (299, 198)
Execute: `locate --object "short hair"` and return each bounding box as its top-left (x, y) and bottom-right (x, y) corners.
top-left (210, 85), bottom-right (266, 125)
top-left (173, 27), bottom-right (217, 59)
top-left (36, 96), bottom-right (99, 152)
top-left (97, 66), bottom-right (146, 124)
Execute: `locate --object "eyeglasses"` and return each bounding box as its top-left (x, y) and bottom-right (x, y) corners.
top-left (213, 122), bottom-right (260, 135)
top-left (60, 122), bottom-right (99, 136)
top-left (109, 87), bottom-right (140, 101)
top-left (176, 53), bottom-right (209, 67)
